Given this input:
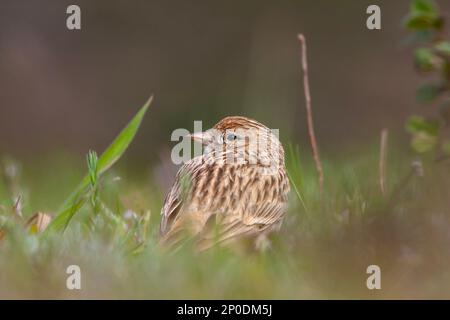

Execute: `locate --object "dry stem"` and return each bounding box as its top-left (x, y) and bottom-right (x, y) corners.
top-left (297, 34), bottom-right (324, 193)
top-left (379, 128), bottom-right (389, 196)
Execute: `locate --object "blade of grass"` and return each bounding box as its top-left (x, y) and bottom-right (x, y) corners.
top-left (45, 95), bottom-right (153, 233)
top-left (286, 143), bottom-right (308, 212)
top-left (287, 169), bottom-right (308, 213)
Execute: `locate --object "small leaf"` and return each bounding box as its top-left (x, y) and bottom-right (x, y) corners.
top-left (416, 82), bottom-right (442, 102)
top-left (435, 41), bottom-right (450, 56)
top-left (87, 150), bottom-right (99, 187)
top-left (414, 48), bottom-right (440, 71)
top-left (411, 131), bottom-right (438, 153)
top-left (405, 115), bottom-right (440, 135)
top-left (404, 14), bottom-right (441, 31)
top-left (45, 96), bottom-right (153, 233)
top-left (96, 96), bottom-right (152, 175)
top-left (404, 0), bottom-right (442, 32)
top-left (46, 187), bottom-right (89, 233)
top-left (411, 0), bottom-right (437, 15)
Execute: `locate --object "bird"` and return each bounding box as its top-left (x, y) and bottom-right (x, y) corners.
top-left (159, 116), bottom-right (290, 250)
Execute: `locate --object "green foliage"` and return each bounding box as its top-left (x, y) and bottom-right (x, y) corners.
top-left (87, 150), bottom-right (99, 189)
top-left (45, 96), bottom-right (153, 233)
top-left (406, 116), bottom-right (440, 153)
top-left (404, 0), bottom-right (442, 31)
top-left (4, 146), bottom-right (448, 299)
top-left (435, 41), bottom-right (450, 56)
top-left (416, 82), bottom-right (442, 102)
top-left (406, 115), bottom-right (440, 135)
top-left (404, 0), bottom-right (450, 156)
top-left (86, 150), bottom-right (100, 211)
top-left (414, 48), bottom-right (440, 72)
top-left (285, 144), bottom-right (308, 212)
top-left (411, 131), bottom-right (438, 153)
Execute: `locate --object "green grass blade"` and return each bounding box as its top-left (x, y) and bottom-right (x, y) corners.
top-left (286, 143), bottom-right (308, 212)
top-left (286, 168), bottom-right (308, 213)
top-left (45, 96), bottom-right (153, 233)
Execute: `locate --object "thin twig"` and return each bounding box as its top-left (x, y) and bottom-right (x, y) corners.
top-left (297, 34), bottom-right (324, 193)
top-left (379, 128), bottom-right (389, 196)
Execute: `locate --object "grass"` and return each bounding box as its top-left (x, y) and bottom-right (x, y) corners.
top-left (1, 99), bottom-right (450, 299)
top-left (1, 135), bottom-right (450, 299)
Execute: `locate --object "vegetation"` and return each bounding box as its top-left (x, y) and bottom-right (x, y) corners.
top-left (1, 123), bottom-right (450, 298)
top-left (405, 0), bottom-right (450, 157)
top-left (1, 0), bottom-right (450, 299)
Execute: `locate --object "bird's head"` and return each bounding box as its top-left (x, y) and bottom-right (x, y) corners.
top-left (188, 116), bottom-right (284, 168)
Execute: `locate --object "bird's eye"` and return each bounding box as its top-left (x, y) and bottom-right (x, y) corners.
top-left (226, 133), bottom-right (238, 141)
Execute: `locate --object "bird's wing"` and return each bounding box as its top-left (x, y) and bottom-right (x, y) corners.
top-left (160, 162), bottom-right (289, 249)
top-left (159, 165), bottom-right (191, 237)
top-left (159, 159), bottom-right (214, 247)
top-left (196, 199), bottom-right (288, 250)
top-left (205, 169), bottom-right (290, 243)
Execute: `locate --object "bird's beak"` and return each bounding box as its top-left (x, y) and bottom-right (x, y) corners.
top-left (187, 131), bottom-right (212, 146)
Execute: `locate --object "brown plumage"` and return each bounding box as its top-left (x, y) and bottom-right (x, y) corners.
top-left (159, 116), bottom-right (290, 250)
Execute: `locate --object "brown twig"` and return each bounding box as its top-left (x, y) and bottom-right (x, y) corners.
top-left (297, 34), bottom-right (324, 193)
top-left (379, 128), bottom-right (389, 196)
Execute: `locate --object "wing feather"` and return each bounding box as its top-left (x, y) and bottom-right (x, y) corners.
top-left (159, 159), bottom-right (289, 250)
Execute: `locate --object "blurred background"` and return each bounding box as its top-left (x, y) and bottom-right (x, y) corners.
top-left (2, 0), bottom-right (448, 162)
top-left (1, 0), bottom-right (450, 299)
